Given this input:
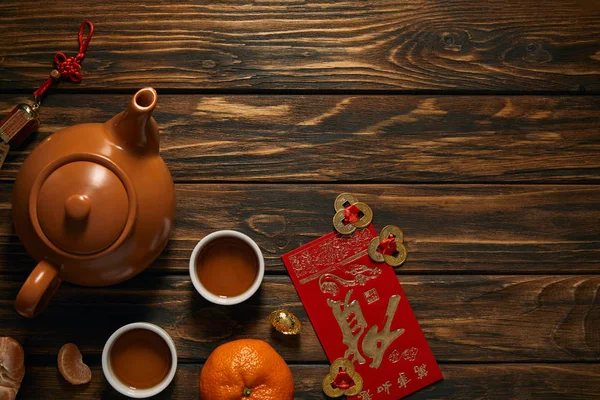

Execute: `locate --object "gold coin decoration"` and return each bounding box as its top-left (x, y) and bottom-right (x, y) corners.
top-left (322, 374), bottom-right (345, 398)
top-left (344, 372), bottom-right (364, 396)
top-left (351, 202), bottom-right (373, 228)
top-left (334, 193), bottom-right (359, 212)
top-left (332, 193), bottom-right (373, 235)
top-left (269, 309), bottom-right (302, 335)
top-left (368, 224), bottom-right (408, 268)
top-left (381, 224), bottom-right (404, 243)
top-left (368, 237), bottom-right (385, 262)
top-left (330, 357), bottom-right (355, 377)
top-left (321, 357), bottom-right (363, 398)
top-left (333, 210), bottom-right (356, 235)
top-left (384, 242), bottom-right (407, 267)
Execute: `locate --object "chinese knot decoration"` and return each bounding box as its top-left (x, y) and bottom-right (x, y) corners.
top-left (0, 20), bottom-right (94, 164)
top-left (33, 20), bottom-right (94, 100)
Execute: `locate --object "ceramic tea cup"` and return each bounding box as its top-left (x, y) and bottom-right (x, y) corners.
top-left (190, 230), bottom-right (265, 305)
top-left (102, 322), bottom-right (177, 398)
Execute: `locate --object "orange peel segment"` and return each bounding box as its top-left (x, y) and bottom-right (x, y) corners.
top-left (58, 343), bottom-right (92, 385)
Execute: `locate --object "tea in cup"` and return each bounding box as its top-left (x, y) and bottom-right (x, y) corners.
top-left (190, 230), bottom-right (265, 305)
top-left (102, 322), bottom-right (177, 398)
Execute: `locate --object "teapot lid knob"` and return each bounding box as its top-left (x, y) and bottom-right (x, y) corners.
top-left (65, 194), bottom-right (91, 220)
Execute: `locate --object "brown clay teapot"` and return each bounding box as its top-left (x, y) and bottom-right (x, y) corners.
top-left (12, 88), bottom-right (176, 318)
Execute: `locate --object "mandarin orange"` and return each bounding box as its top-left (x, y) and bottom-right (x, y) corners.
top-left (58, 343), bottom-right (92, 385)
top-left (0, 337), bottom-right (25, 400)
top-left (199, 339), bottom-right (294, 400)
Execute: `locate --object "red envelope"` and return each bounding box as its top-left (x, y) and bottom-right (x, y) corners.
top-left (282, 225), bottom-right (442, 400)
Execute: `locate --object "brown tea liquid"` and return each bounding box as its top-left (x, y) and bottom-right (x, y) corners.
top-left (196, 238), bottom-right (258, 298)
top-left (110, 329), bottom-right (171, 390)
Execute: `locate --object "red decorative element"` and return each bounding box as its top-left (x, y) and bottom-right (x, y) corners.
top-left (377, 233), bottom-right (397, 255)
top-left (282, 225), bottom-right (443, 400)
top-left (32, 78), bottom-right (54, 100)
top-left (33, 20), bottom-right (94, 99)
top-left (332, 368), bottom-right (355, 390)
top-left (343, 204), bottom-right (361, 225)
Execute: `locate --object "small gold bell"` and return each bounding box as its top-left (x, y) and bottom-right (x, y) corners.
top-left (269, 309), bottom-right (302, 335)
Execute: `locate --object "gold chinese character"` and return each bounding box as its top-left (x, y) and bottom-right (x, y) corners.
top-left (388, 349), bottom-right (401, 363)
top-left (358, 390), bottom-right (373, 400)
top-left (363, 288), bottom-right (380, 304)
top-left (327, 290), bottom-right (367, 364)
top-left (401, 347), bottom-right (418, 362)
top-left (397, 372), bottom-right (411, 389)
top-left (362, 295), bottom-right (405, 368)
top-left (377, 381), bottom-right (392, 394)
top-left (414, 363), bottom-right (428, 380)
top-left (319, 264), bottom-right (381, 296)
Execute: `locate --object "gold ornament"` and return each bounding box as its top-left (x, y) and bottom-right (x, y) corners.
top-left (368, 225), bottom-right (408, 268)
top-left (321, 357), bottom-right (363, 398)
top-left (333, 193), bottom-right (373, 235)
top-left (269, 309), bottom-right (302, 335)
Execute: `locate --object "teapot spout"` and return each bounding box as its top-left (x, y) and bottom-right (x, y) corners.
top-left (106, 87), bottom-right (160, 153)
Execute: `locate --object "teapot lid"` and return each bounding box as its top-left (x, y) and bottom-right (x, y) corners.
top-left (30, 154), bottom-right (136, 256)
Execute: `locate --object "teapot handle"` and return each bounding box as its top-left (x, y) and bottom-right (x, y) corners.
top-left (15, 261), bottom-right (62, 318)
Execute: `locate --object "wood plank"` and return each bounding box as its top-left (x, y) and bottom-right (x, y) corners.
top-left (1, 275), bottom-right (598, 362)
top-left (1, 94), bottom-right (599, 183)
top-left (0, 184), bottom-right (598, 274)
top-left (15, 364), bottom-right (600, 400)
top-left (0, 1), bottom-right (599, 92)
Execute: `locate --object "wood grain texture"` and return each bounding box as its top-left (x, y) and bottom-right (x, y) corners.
top-left (0, 184), bottom-right (597, 275)
top-left (1, 94), bottom-right (599, 183)
top-left (0, 1), bottom-right (599, 92)
top-left (0, 2), bottom-right (598, 399)
top-left (15, 364), bottom-right (600, 400)
top-left (0, 275), bottom-right (598, 362)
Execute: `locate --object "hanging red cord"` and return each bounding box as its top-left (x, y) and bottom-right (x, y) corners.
top-left (33, 20), bottom-right (94, 100)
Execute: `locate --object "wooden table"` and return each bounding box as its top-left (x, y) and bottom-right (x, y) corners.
top-left (1, 1), bottom-right (599, 399)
